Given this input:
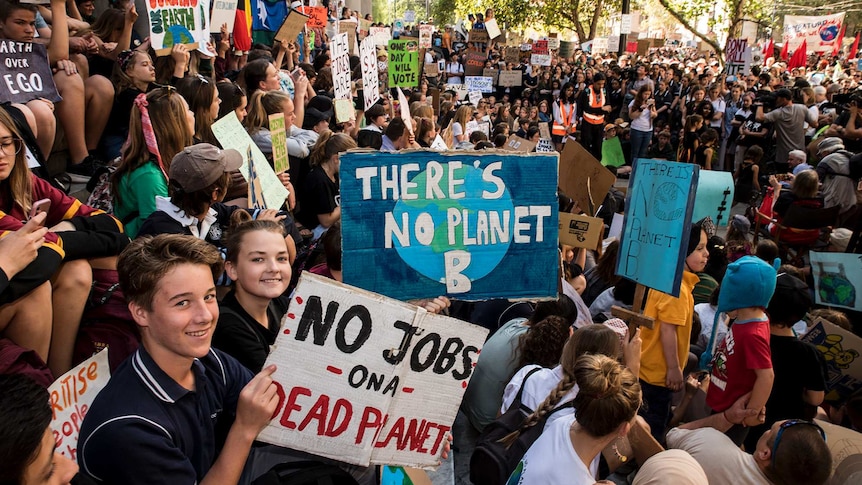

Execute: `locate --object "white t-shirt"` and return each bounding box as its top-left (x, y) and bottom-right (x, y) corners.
top-left (447, 62), bottom-right (464, 84)
top-left (501, 365), bottom-right (579, 431)
top-left (507, 414), bottom-right (599, 485)
top-left (629, 100), bottom-right (653, 132)
top-left (666, 427), bottom-right (770, 485)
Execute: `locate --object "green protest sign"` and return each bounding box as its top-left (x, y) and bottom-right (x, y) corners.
top-left (388, 39), bottom-right (419, 88)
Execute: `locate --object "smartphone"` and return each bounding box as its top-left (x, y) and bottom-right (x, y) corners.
top-left (29, 198), bottom-right (50, 221)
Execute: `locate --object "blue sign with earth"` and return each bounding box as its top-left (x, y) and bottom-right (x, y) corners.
top-left (616, 158), bottom-right (699, 297)
top-left (340, 150), bottom-right (560, 301)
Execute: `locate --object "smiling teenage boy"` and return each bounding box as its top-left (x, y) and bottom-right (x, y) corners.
top-left (78, 234), bottom-right (279, 484)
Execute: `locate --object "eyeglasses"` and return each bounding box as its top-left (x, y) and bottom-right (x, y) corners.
top-left (770, 420), bottom-right (826, 467)
top-left (0, 137), bottom-right (23, 156)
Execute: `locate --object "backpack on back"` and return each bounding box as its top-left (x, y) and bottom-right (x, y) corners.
top-left (251, 461), bottom-right (359, 485)
top-left (470, 367), bottom-right (573, 485)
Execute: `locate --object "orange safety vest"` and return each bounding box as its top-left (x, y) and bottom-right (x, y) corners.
top-left (583, 87), bottom-right (606, 125)
top-left (553, 101), bottom-right (575, 136)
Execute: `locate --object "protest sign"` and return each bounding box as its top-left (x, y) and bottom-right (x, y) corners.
top-left (269, 113), bottom-right (289, 174)
top-left (482, 68), bottom-right (499, 84)
top-left (258, 273), bottom-right (489, 467)
top-left (498, 70), bottom-right (522, 87)
top-left (0, 40), bottom-right (61, 103)
top-left (360, 36), bottom-right (380, 110)
top-left (371, 26), bottom-right (392, 46)
top-left (558, 40), bottom-right (575, 58)
top-left (50, 349), bottom-right (110, 460)
top-left (547, 34), bottom-right (560, 51)
top-left (339, 21), bottom-right (358, 55)
top-left (485, 19), bottom-right (501, 40)
top-left (536, 138), bottom-right (555, 152)
top-left (463, 50), bottom-right (486, 77)
top-left (465, 76), bottom-right (494, 93)
top-left (621, 14), bottom-right (633, 34)
top-left (601, 135), bottom-right (625, 168)
top-left (359, 18), bottom-right (371, 39)
top-left (559, 213), bottom-right (603, 249)
top-left (394, 19), bottom-right (404, 33)
top-left (145, 0), bottom-right (208, 55)
top-left (299, 6), bottom-right (327, 29)
top-left (388, 40), bottom-right (419, 88)
top-left (816, 419), bottom-right (862, 481)
top-left (275, 8), bottom-right (310, 43)
top-left (691, 171), bottom-right (734, 227)
top-left (531, 40), bottom-right (551, 66)
top-left (724, 38), bottom-right (752, 77)
top-left (331, 33), bottom-right (352, 100)
top-left (334, 99), bottom-right (354, 124)
top-left (802, 317), bottom-right (862, 404)
top-left (213, 113), bottom-right (289, 209)
top-left (424, 63), bottom-right (439, 77)
top-left (443, 83), bottom-right (468, 101)
top-left (210, 0), bottom-right (237, 33)
top-left (559, 142), bottom-right (616, 216)
top-left (616, 159), bottom-right (699, 297)
top-left (419, 25), bottom-right (433, 49)
top-left (469, 29), bottom-right (490, 44)
top-left (591, 38), bottom-right (608, 54)
top-left (538, 123), bottom-right (551, 140)
top-left (340, 150), bottom-right (560, 301)
top-left (608, 35), bottom-right (620, 52)
top-left (404, 10), bottom-right (415, 23)
top-left (466, 91), bottom-right (483, 107)
top-left (504, 47), bottom-right (520, 64)
top-left (502, 134), bottom-right (537, 152)
top-left (382, 467), bottom-right (433, 485)
top-left (783, 13), bottom-right (845, 53)
top-left (810, 252), bottom-right (862, 311)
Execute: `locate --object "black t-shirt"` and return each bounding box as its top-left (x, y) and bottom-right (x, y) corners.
top-left (298, 167), bottom-right (339, 229)
top-left (212, 290), bottom-right (289, 373)
top-left (834, 111), bottom-right (862, 152)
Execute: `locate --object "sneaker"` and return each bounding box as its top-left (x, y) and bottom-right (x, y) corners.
top-left (66, 155), bottom-right (106, 183)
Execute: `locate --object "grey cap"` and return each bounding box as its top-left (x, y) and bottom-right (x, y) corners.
top-left (170, 144), bottom-right (243, 192)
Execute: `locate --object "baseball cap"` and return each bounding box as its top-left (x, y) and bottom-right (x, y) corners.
top-left (170, 144), bottom-right (243, 193)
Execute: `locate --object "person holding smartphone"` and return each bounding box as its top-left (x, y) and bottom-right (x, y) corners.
top-left (628, 85), bottom-right (657, 162)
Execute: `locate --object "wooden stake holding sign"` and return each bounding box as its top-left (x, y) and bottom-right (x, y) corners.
top-left (611, 158), bottom-right (701, 335)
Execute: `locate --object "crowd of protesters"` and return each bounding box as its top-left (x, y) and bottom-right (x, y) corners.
top-left (1, 0), bottom-right (862, 484)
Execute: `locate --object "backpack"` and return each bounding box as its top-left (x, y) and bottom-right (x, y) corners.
top-left (470, 367), bottom-right (574, 485)
top-left (73, 269), bottom-right (140, 371)
top-left (85, 165), bottom-right (116, 214)
top-left (845, 151), bottom-right (862, 182)
top-left (251, 461), bottom-right (359, 485)
top-left (0, 338), bottom-right (53, 387)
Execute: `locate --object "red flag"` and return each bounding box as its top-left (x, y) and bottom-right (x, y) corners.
top-left (780, 40), bottom-right (789, 60)
top-left (851, 32), bottom-right (860, 59)
top-left (789, 39), bottom-right (807, 69)
top-left (763, 39), bottom-right (774, 58)
top-left (833, 24), bottom-right (846, 57)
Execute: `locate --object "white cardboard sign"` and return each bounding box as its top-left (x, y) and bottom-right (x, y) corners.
top-left (49, 349), bottom-right (110, 460)
top-left (465, 76), bottom-right (494, 93)
top-left (258, 274), bottom-right (488, 468)
top-left (360, 36), bottom-right (380, 110)
top-left (332, 33), bottom-right (351, 101)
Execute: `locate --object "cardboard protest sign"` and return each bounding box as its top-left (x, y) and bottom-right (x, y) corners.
top-left (469, 29), bottom-right (490, 44)
top-left (465, 76), bottom-right (494, 93)
top-left (531, 40), bottom-right (551, 66)
top-left (810, 252), bottom-right (862, 311)
top-left (424, 63), bottom-right (439, 77)
top-left (258, 273), bottom-right (488, 467)
top-left (394, 19), bottom-right (404, 33)
top-left (331, 33), bottom-right (351, 100)
top-left (444, 83), bottom-right (469, 102)
top-left (404, 10), bottom-right (415, 23)
top-left (269, 113), bottom-right (289, 174)
top-left (275, 8), bottom-right (310, 43)
top-left (559, 142), bottom-right (616, 216)
top-left (558, 40), bottom-right (575, 58)
top-left (538, 123), bottom-right (551, 140)
top-left (299, 6), bottom-right (327, 29)
top-left (725, 38), bottom-right (752, 77)
top-left (601, 136), bottom-right (625, 168)
top-left (388, 40), bottom-right (419, 88)
top-left (502, 134), bottom-right (537, 152)
top-left (482, 68), bottom-right (499, 84)
top-left (371, 26), bottom-right (391, 46)
top-left (783, 13), bottom-right (845, 53)
top-left (691, 171), bottom-right (733, 227)
top-left (360, 36), bottom-right (380, 110)
top-left (503, 47), bottom-right (520, 64)
top-left (467, 91), bottom-right (483, 107)
top-left (591, 38), bottom-right (608, 54)
top-left (334, 99), bottom-right (354, 124)
top-left (498, 70), bottom-right (522, 87)
top-left (419, 25), bottom-right (433, 49)
top-left (212, 113), bottom-right (289, 209)
top-left (536, 139), bottom-right (555, 152)
top-left (463, 50), bottom-right (486, 77)
top-left (145, 0), bottom-right (208, 55)
top-left (616, 159), bottom-right (699, 297)
top-left (50, 349), bottom-right (110, 460)
top-left (608, 35), bottom-right (620, 52)
top-left (338, 21), bottom-right (358, 55)
top-left (0, 40), bottom-right (61, 103)
top-left (802, 318), bottom-right (862, 404)
top-left (209, 0), bottom-right (237, 33)
top-left (340, 150), bottom-right (560, 301)
top-left (559, 213), bottom-right (603, 249)
top-left (547, 34), bottom-right (560, 51)
top-left (815, 419), bottom-right (862, 482)
top-left (485, 19), bottom-right (501, 40)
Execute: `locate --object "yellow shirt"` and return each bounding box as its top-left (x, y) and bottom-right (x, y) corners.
top-left (638, 271), bottom-right (700, 386)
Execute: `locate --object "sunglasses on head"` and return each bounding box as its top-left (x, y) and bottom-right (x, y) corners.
top-left (771, 420), bottom-right (826, 468)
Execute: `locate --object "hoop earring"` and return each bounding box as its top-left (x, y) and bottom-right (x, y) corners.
top-left (612, 439), bottom-right (628, 463)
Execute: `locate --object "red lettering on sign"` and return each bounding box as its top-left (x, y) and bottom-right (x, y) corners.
top-left (279, 386), bottom-right (311, 430)
top-left (356, 406), bottom-right (384, 444)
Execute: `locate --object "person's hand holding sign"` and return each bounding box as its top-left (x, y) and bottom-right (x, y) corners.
top-left (237, 364), bottom-right (280, 436)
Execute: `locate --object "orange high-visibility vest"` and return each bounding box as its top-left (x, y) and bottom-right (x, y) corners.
top-left (553, 101), bottom-right (574, 136)
top-left (584, 87), bottom-right (606, 125)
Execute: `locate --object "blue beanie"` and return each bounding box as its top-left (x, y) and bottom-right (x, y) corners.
top-left (717, 256), bottom-right (779, 313)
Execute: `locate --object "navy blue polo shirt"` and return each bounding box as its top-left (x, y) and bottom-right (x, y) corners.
top-left (78, 347), bottom-right (253, 484)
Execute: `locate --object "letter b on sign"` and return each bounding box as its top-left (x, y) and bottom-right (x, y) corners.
top-left (444, 250), bottom-right (471, 293)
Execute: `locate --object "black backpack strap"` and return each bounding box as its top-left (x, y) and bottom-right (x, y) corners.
top-left (545, 399), bottom-right (575, 418)
top-left (513, 366), bottom-right (543, 410)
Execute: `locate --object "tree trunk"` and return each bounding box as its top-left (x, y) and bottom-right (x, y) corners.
top-left (655, 0), bottom-right (724, 61)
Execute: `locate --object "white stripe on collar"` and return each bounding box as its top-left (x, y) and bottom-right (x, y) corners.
top-left (133, 350), bottom-right (176, 403)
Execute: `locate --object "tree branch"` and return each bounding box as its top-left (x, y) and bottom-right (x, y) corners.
top-left (656, 0), bottom-right (723, 57)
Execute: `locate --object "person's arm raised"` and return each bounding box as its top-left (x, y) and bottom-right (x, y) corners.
top-left (200, 365), bottom-right (279, 485)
